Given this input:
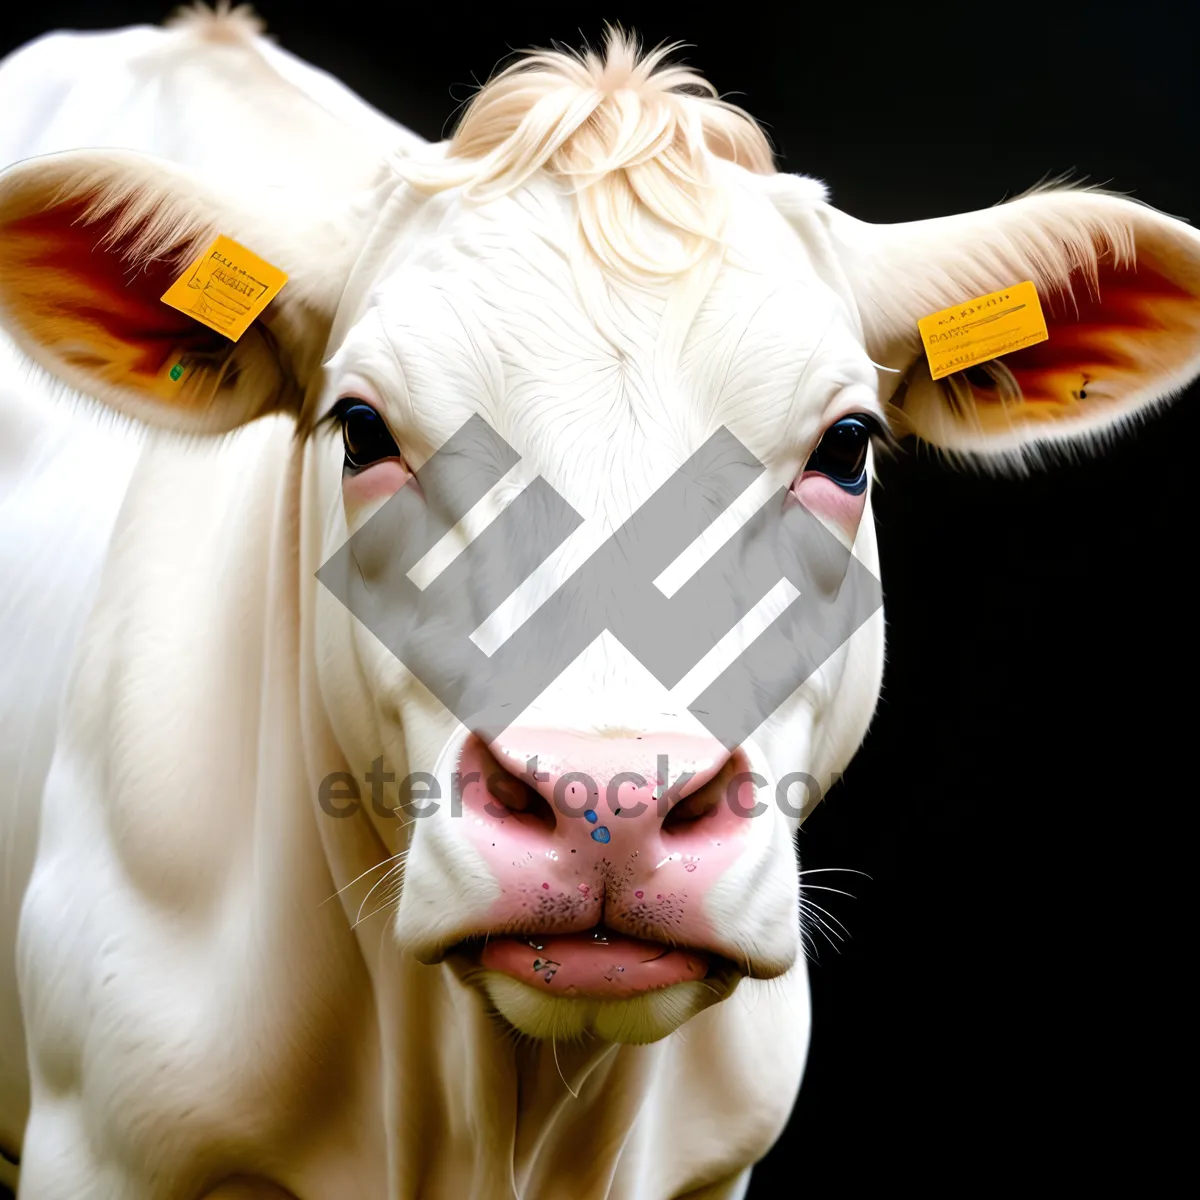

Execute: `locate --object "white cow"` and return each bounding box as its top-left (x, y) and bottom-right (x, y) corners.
top-left (1, 8), bottom-right (1198, 1199)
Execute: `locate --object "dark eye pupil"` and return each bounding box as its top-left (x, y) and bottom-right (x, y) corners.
top-left (340, 402), bottom-right (400, 469)
top-left (806, 417), bottom-right (871, 489)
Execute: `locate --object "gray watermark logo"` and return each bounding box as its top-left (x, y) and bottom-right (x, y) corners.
top-left (316, 416), bottom-right (882, 748)
top-left (317, 758), bottom-right (844, 822)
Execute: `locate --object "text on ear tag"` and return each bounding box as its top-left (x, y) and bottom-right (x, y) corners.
top-left (918, 280), bottom-right (1048, 382)
top-left (160, 234), bottom-right (288, 342)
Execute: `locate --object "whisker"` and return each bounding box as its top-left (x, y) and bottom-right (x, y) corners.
top-left (321, 850), bottom-right (409, 906)
top-left (799, 913), bottom-right (842, 954)
top-left (798, 897), bottom-right (847, 944)
top-left (799, 904), bottom-right (845, 946)
top-left (799, 927), bottom-right (819, 960)
top-left (798, 884), bottom-right (858, 899)
top-left (351, 898), bottom-right (401, 929)
top-left (552, 1033), bottom-right (580, 1099)
top-left (797, 868), bottom-right (872, 879)
top-left (798, 898), bottom-right (852, 938)
top-left (799, 895), bottom-right (848, 932)
top-left (354, 860), bottom-right (407, 927)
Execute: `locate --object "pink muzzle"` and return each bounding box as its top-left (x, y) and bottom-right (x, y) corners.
top-left (452, 729), bottom-right (755, 997)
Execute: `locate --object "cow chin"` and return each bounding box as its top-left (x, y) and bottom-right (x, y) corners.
top-left (468, 964), bottom-right (744, 1044)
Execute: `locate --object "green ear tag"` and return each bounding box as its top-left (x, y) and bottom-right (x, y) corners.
top-left (169, 363), bottom-right (184, 381)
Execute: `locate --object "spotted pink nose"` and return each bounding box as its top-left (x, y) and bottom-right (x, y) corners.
top-left (454, 729), bottom-right (754, 923)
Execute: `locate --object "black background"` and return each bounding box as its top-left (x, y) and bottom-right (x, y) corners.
top-left (1, 1), bottom-right (1195, 1193)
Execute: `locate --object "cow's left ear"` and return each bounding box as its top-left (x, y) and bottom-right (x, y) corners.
top-left (808, 186), bottom-right (1200, 457)
top-left (0, 149), bottom-right (370, 434)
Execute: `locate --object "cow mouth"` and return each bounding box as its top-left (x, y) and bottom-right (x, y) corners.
top-left (447, 927), bottom-right (742, 1000)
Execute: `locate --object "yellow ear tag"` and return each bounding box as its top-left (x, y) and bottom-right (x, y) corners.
top-left (160, 234), bottom-right (288, 342)
top-left (917, 280), bottom-right (1048, 382)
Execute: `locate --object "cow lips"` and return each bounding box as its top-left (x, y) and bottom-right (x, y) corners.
top-left (480, 931), bottom-right (709, 998)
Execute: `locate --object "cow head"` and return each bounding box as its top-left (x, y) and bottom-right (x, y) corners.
top-left (2, 32), bottom-right (1198, 1045)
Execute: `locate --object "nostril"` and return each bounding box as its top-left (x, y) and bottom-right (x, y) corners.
top-left (487, 772), bottom-right (556, 831)
top-left (458, 734), bottom-right (561, 830)
top-left (661, 755), bottom-right (740, 834)
top-left (662, 783), bottom-right (722, 832)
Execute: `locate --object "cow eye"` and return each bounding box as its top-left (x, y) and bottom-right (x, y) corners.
top-left (333, 399), bottom-right (402, 470)
top-left (804, 415), bottom-right (877, 492)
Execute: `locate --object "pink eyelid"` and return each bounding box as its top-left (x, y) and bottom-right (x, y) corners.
top-left (342, 459), bottom-right (412, 505)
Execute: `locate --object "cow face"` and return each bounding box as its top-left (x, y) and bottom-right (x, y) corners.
top-left (307, 166), bottom-right (889, 1040)
top-left (2, 37), bottom-right (1199, 1045)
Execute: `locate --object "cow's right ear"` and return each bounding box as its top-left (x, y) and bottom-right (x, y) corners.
top-left (0, 149), bottom-right (369, 434)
